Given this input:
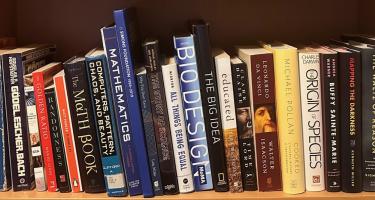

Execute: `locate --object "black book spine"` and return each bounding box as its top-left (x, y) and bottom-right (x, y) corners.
top-left (143, 41), bottom-right (179, 194)
top-left (320, 53), bottom-right (341, 192)
top-left (64, 59), bottom-right (106, 193)
top-left (338, 51), bottom-right (362, 193)
top-left (45, 87), bottom-right (71, 193)
top-left (192, 23), bottom-right (229, 192)
top-left (231, 61), bottom-right (258, 191)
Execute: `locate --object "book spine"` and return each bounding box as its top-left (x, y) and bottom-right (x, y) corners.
top-left (45, 87), bottom-right (71, 193)
top-left (193, 24), bottom-right (229, 192)
top-left (215, 54), bottom-right (243, 192)
top-left (99, 27), bottom-right (134, 196)
top-left (298, 52), bottom-right (325, 191)
top-left (162, 63), bottom-right (195, 193)
top-left (2, 80), bottom-right (11, 191)
top-left (136, 72), bottom-right (164, 195)
top-left (2, 53), bottom-right (34, 191)
top-left (339, 52), bottom-right (362, 193)
top-left (263, 46), bottom-right (305, 194)
top-left (320, 53), bottom-right (340, 192)
top-left (64, 61), bottom-right (106, 193)
top-left (248, 53), bottom-right (282, 191)
top-left (362, 50), bottom-right (375, 191)
top-left (53, 73), bottom-right (82, 192)
top-left (114, 9), bottom-right (154, 197)
top-left (231, 61), bottom-right (257, 191)
top-left (174, 35), bottom-right (213, 191)
top-left (33, 72), bottom-right (58, 192)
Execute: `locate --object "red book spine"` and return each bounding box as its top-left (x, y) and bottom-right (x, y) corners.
top-left (32, 72), bottom-right (57, 192)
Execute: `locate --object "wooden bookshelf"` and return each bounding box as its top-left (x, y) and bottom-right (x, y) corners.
top-left (1, 0), bottom-right (375, 199)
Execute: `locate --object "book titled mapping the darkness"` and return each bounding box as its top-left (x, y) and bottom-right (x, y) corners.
top-left (192, 22), bottom-right (228, 192)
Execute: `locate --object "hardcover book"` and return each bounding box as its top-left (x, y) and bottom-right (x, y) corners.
top-left (174, 34), bottom-right (213, 191)
top-left (213, 49), bottom-right (243, 193)
top-left (230, 57), bottom-right (258, 191)
top-left (64, 56), bottom-right (106, 193)
top-left (192, 22), bottom-right (228, 192)
top-left (298, 48), bottom-right (325, 191)
top-left (237, 46), bottom-right (282, 192)
top-left (261, 42), bottom-right (305, 194)
top-left (136, 68), bottom-right (163, 196)
top-left (45, 85), bottom-right (71, 193)
top-left (53, 70), bottom-right (82, 193)
top-left (2, 44), bottom-right (55, 191)
top-left (161, 57), bottom-right (194, 193)
top-left (113, 8), bottom-right (154, 197)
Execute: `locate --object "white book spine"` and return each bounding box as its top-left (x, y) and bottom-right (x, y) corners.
top-left (298, 52), bottom-right (325, 191)
top-left (162, 62), bottom-right (194, 193)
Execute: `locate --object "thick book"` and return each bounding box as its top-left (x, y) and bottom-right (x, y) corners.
top-left (262, 42), bottom-right (305, 194)
top-left (101, 26), bottom-right (135, 196)
top-left (174, 34), bottom-right (213, 191)
top-left (192, 22), bottom-right (229, 192)
top-left (298, 48), bottom-right (325, 191)
top-left (53, 70), bottom-right (82, 192)
top-left (45, 85), bottom-right (71, 193)
top-left (312, 46), bottom-right (341, 192)
top-left (161, 58), bottom-right (194, 193)
top-left (32, 62), bottom-right (63, 192)
top-left (2, 44), bottom-right (55, 191)
top-left (136, 68), bottom-right (164, 196)
top-left (64, 56), bottom-right (106, 193)
top-left (213, 49), bottom-right (243, 193)
top-left (329, 45), bottom-right (362, 193)
top-left (237, 46), bottom-right (282, 191)
top-left (113, 8), bottom-right (154, 197)
top-left (230, 57), bottom-right (257, 191)
top-left (24, 86), bottom-right (46, 192)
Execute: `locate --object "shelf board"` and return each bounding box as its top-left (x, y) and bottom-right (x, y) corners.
top-left (0, 191), bottom-right (374, 200)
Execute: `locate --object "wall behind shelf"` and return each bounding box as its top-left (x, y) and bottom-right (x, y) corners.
top-left (359, 0), bottom-right (375, 34)
top-left (0, 0), bottom-right (16, 37)
top-left (15, 0), bottom-right (359, 60)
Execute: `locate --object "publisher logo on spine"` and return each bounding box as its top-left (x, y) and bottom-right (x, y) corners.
top-left (198, 165), bottom-right (207, 184)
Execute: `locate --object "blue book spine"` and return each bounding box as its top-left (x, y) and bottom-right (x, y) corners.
top-left (101, 25), bottom-right (142, 196)
top-left (173, 35), bottom-right (213, 191)
top-left (113, 8), bottom-right (154, 197)
top-left (86, 51), bottom-right (128, 197)
top-left (136, 70), bottom-right (164, 195)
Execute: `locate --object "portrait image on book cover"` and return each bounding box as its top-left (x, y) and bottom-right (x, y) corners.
top-left (236, 107), bottom-right (254, 140)
top-left (254, 104), bottom-right (277, 134)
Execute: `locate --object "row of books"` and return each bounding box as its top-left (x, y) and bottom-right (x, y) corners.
top-left (0, 7), bottom-right (375, 197)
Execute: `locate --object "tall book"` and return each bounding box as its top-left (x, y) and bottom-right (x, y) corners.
top-left (237, 46), bottom-right (282, 191)
top-left (333, 39), bottom-right (375, 191)
top-left (161, 58), bottom-right (194, 193)
top-left (143, 40), bottom-right (183, 194)
top-left (101, 26), bottom-right (135, 196)
top-left (329, 45), bottom-right (362, 193)
top-left (192, 22), bottom-right (228, 192)
top-left (261, 42), bottom-right (305, 194)
top-left (113, 8), bottom-right (154, 197)
top-left (298, 48), bottom-right (325, 191)
top-left (213, 49), bottom-right (243, 193)
top-left (32, 62), bottom-right (63, 192)
top-left (24, 86), bottom-right (46, 192)
top-left (64, 56), bottom-right (106, 193)
top-left (230, 57), bottom-right (257, 191)
top-left (45, 85), bottom-right (71, 193)
top-left (53, 70), bottom-right (82, 192)
top-left (311, 46), bottom-right (341, 192)
top-left (136, 68), bottom-right (163, 195)
top-left (174, 34), bottom-right (213, 191)
top-left (2, 44), bottom-right (55, 191)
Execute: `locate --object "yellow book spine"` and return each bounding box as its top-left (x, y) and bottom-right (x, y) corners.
top-left (264, 46), bottom-right (305, 194)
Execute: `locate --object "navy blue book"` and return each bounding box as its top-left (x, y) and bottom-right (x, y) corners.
top-left (85, 48), bottom-right (128, 197)
top-left (113, 8), bottom-right (154, 197)
top-left (136, 68), bottom-right (164, 196)
top-left (173, 35), bottom-right (213, 191)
